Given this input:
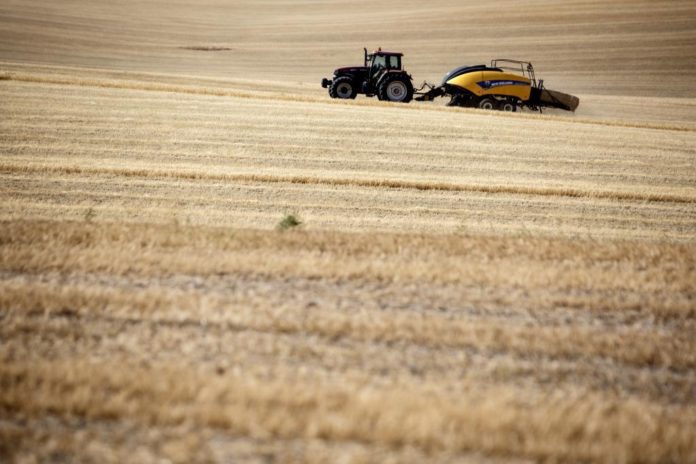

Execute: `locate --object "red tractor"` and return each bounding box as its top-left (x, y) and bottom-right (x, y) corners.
top-left (321, 48), bottom-right (414, 103)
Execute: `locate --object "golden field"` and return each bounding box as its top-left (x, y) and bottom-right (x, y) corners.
top-left (1, 0), bottom-right (695, 462)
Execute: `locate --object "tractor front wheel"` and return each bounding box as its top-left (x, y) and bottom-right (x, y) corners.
top-left (378, 75), bottom-right (413, 103)
top-left (329, 77), bottom-right (357, 99)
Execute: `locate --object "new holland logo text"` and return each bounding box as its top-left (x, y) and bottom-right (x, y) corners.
top-left (477, 80), bottom-right (528, 89)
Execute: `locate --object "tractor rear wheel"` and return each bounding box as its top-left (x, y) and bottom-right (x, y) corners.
top-left (478, 98), bottom-right (497, 110)
top-left (329, 77), bottom-right (357, 99)
top-left (378, 75), bottom-right (413, 103)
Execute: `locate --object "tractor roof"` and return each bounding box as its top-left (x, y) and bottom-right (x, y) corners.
top-left (373, 50), bottom-right (403, 56)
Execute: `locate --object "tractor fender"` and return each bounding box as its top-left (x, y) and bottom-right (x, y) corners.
top-left (375, 70), bottom-right (411, 89)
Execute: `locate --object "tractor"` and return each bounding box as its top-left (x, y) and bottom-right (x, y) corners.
top-left (321, 48), bottom-right (414, 103)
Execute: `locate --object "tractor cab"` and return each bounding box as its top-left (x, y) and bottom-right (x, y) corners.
top-left (365, 48), bottom-right (403, 78)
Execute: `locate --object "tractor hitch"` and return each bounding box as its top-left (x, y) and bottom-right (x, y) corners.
top-left (321, 78), bottom-right (332, 89)
top-left (414, 82), bottom-right (445, 101)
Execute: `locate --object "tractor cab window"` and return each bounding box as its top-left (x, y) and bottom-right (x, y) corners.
top-left (387, 55), bottom-right (400, 69)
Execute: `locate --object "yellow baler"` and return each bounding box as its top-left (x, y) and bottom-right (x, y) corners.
top-left (416, 59), bottom-right (579, 112)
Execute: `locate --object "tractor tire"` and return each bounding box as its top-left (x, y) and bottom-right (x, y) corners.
top-left (378, 75), bottom-right (413, 103)
top-left (329, 77), bottom-right (357, 99)
top-left (478, 97), bottom-right (497, 110)
top-left (500, 100), bottom-right (517, 112)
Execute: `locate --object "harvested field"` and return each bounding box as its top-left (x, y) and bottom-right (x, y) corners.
top-left (1, 0), bottom-right (696, 463)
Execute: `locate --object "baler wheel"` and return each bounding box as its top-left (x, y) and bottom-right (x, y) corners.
top-left (478, 98), bottom-right (497, 110)
top-left (500, 101), bottom-right (517, 112)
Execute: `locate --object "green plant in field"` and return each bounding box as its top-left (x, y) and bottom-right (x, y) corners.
top-left (84, 207), bottom-right (96, 223)
top-left (276, 214), bottom-right (302, 231)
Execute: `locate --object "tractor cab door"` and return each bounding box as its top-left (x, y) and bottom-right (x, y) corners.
top-left (369, 54), bottom-right (387, 81)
